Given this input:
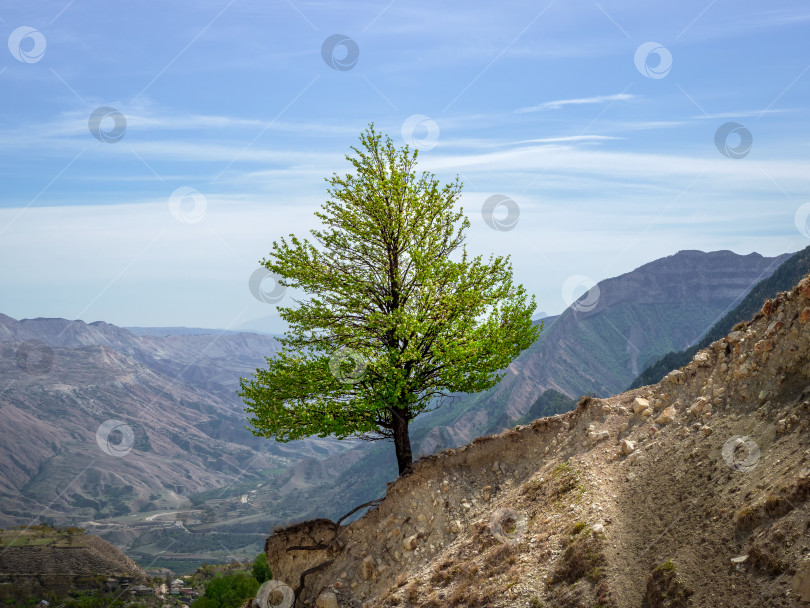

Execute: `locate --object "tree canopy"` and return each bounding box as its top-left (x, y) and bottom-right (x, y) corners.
top-left (240, 125), bottom-right (540, 475)
top-left (251, 552), bottom-right (272, 584)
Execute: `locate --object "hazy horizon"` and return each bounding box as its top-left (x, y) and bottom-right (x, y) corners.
top-left (1, 0), bottom-right (808, 328)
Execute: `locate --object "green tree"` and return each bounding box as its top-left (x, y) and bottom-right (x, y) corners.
top-left (190, 573), bottom-right (259, 608)
top-left (240, 125), bottom-right (540, 475)
top-left (251, 552), bottom-right (272, 584)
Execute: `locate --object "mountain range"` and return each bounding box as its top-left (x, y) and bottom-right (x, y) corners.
top-left (0, 317), bottom-right (354, 571)
top-left (0, 248), bottom-right (795, 573)
top-left (407, 249), bottom-right (792, 452)
top-left (629, 244), bottom-right (810, 390)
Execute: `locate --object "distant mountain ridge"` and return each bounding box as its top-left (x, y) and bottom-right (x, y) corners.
top-left (125, 326), bottom-right (248, 337)
top-left (628, 244), bottom-right (810, 389)
top-left (0, 315), bottom-right (354, 572)
top-left (406, 249), bottom-right (792, 454)
top-left (513, 249), bottom-right (792, 397)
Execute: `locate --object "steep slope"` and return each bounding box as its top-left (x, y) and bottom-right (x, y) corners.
top-left (405, 249), bottom-right (790, 454)
top-left (629, 244), bottom-right (810, 389)
top-left (259, 274), bottom-right (810, 608)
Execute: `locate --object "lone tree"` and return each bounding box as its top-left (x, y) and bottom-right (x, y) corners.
top-left (239, 125), bottom-right (540, 476)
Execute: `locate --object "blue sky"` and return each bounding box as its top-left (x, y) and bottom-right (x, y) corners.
top-left (0, 0), bottom-right (808, 329)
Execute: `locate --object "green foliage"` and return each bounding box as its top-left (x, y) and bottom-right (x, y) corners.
top-left (240, 125), bottom-right (539, 470)
top-left (629, 245), bottom-right (810, 389)
top-left (251, 552), bottom-right (272, 584)
top-left (190, 573), bottom-right (259, 608)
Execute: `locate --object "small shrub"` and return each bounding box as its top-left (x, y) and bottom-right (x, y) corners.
top-left (644, 561), bottom-right (692, 608)
top-left (404, 583), bottom-right (419, 603)
top-left (734, 504), bottom-right (764, 530)
top-left (749, 544), bottom-right (786, 576)
top-left (251, 552), bottom-right (272, 584)
top-left (763, 494), bottom-right (792, 518)
top-left (553, 527), bottom-right (606, 584)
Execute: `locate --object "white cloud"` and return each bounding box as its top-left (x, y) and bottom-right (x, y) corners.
top-left (515, 93), bottom-right (636, 113)
top-left (690, 109), bottom-right (792, 120)
top-left (513, 135), bottom-right (621, 144)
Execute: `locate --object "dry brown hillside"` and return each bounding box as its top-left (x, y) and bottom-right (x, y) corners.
top-left (0, 526), bottom-right (146, 597)
top-left (258, 275), bottom-right (810, 608)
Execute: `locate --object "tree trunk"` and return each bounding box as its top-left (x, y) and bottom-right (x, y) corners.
top-left (391, 408), bottom-right (413, 476)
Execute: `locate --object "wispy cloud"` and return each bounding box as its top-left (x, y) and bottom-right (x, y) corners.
top-left (515, 93), bottom-right (636, 113)
top-left (513, 135), bottom-right (621, 144)
top-left (690, 109), bottom-right (791, 120)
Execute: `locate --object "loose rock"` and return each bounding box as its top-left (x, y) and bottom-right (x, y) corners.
top-left (633, 397), bottom-right (650, 414)
top-left (316, 592), bottom-right (339, 608)
top-left (656, 406), bottom-right (675, 425)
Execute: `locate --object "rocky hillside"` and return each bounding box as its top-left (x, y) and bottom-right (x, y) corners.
top-left (259, 274), bottom-right (810, 607)
top-left (0, 526), bottom-right (146, 597)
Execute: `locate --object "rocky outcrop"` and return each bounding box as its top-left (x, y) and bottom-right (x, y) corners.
top-left (260, 274), bottom-right (810, 607)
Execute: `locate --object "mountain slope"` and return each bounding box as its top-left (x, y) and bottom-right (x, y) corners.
top-left (629, 244), bottom-right (810, 390)
top-left (406, 249), bottom-right (791, 454)
top-left (259, 273), bottom-right (810, 608)
top-left (0, 317), bottom-right (356, 572)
